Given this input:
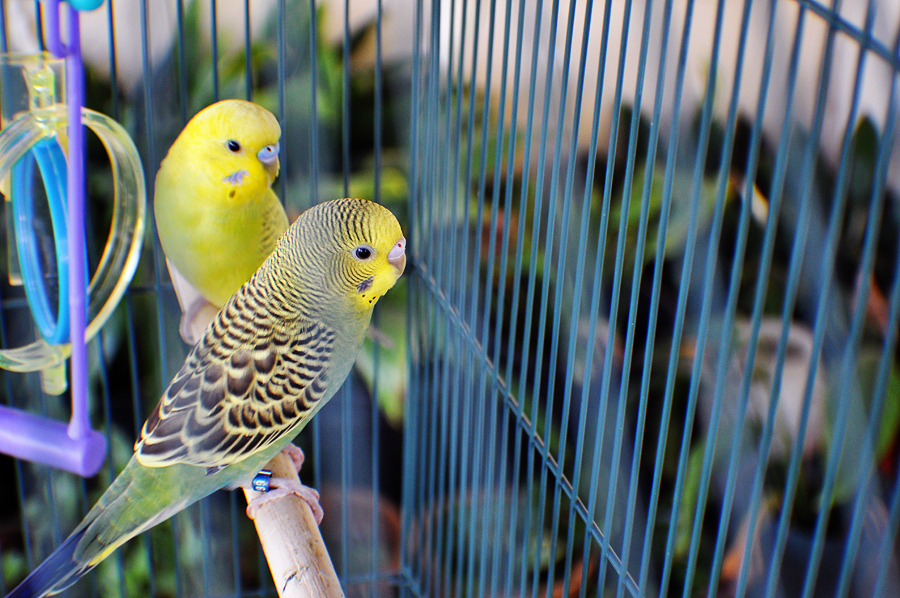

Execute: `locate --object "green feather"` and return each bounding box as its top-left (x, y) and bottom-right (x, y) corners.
top-left (6, 198), bottom-right (405, 598)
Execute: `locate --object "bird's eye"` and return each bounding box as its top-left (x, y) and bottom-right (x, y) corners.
top-left (353, 245), bottom-right (373, 260)
top-left (227, 140), bottom-right (241, 152)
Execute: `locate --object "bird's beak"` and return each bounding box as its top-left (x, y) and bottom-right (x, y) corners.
top-left (263, 160), bottom-right (279, 183)
top-left (388, 237), bottom-right (407, 275)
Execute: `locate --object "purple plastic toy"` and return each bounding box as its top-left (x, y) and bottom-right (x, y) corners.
top-left (0, 0), bottom-right (107, 477)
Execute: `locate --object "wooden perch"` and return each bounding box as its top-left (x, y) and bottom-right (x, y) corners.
top-left (242, 452), bottom-right (345, 598)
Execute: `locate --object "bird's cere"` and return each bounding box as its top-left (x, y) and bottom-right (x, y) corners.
top-left (388, 237), bottom-right (406, 267)
top-left (257, 143), bottom-right (279, 164)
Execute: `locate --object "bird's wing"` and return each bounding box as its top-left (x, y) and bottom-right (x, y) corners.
top-left (165, 258), bottom-right (219, 344)
top-left (135, 302), bottom-right (335, 469)
top-left (260, 188), bottom-right (290, 251)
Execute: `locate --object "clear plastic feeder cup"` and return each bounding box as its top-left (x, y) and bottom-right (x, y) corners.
top-left (0, 53), bottom-right (146, 476)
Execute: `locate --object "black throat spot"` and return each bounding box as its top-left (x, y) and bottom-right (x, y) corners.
top-left (357, 276), bottom-right (374, 294)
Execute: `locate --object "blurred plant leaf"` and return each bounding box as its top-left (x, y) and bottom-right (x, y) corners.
top-left (674, 440), bottom-right (706, 559)
top-left (356, 279), bottom-right (408, 428)
top-left (602, 163), bottom-right (726, 283)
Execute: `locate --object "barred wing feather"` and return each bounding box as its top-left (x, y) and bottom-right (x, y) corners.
top-left (136, 293), bottom-right (334, 468)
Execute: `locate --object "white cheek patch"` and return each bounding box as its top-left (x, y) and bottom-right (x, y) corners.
top-left (223, 170), bottom-right (249, 186)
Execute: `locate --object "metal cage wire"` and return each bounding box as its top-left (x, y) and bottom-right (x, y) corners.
top-left (404, 0), bottom-right (900, 598)
top-left (0, 1), bottom-right (898, 598)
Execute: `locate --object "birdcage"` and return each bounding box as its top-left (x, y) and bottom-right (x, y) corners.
top-left (1, 1), bottom-right (899, 597)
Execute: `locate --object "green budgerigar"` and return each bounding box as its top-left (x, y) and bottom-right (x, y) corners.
top-left (5, 198), bottom-right (406, 598)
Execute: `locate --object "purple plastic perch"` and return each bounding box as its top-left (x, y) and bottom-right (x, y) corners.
top-left (0, 0), bottom-right (107, 477)
top-left (0, 405), bottom-right (106, 476)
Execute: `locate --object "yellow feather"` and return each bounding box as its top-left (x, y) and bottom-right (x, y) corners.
top-left (154, 99), bottom-right (288, 343)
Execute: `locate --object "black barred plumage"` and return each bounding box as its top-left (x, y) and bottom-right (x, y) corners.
top-left (137, 303), bottom-right (334, 467)
top-left (5, 202), bottom-right (404, 598)
top-left (135, 198), bottom-right (403, 470)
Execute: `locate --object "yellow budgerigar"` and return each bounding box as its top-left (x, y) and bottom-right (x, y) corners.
top-left (5, 198), bottom-right (406, 598)
top-left (154, 99), bottom-right (289, 344)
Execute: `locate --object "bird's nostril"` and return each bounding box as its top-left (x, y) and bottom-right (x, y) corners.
top-left (388, 237), bottom-right (407, 262)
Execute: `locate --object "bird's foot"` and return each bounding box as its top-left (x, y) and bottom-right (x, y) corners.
top-left (244, 446), bottom-right (320, 524)
top-left (245, 477), bottom-right (324, 524)
top-left (280, 443), bottom-right (306, 473)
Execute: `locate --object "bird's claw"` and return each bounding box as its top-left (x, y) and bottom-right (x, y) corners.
top-left (280, 443), bottom-right (305, 473)
top-left (245, 477), bottom-right (324, 525)
top-left (244, 444), bottom-right (317, 522)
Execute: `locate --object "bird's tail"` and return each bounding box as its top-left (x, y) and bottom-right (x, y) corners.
top-left (3, 458), bottom-right (162, 598)
top-left (4, 525), bottom-right (93, 598)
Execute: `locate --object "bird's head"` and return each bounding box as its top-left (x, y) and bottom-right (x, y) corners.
top-left (271, 198), bottom-right (406, 323)
top-left (173, 99), bottom-right (282, 198)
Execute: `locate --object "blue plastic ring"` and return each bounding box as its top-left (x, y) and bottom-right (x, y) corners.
top-left (10, 137), bottom-right (78, 345)
top-left (252, 470), bottom-right (273, 493)
top-left (68, 0), bottom-right (105, 10)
